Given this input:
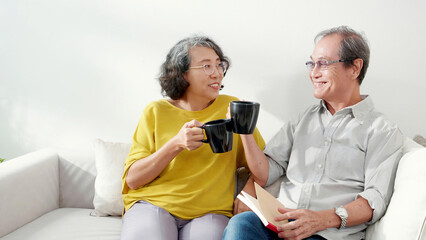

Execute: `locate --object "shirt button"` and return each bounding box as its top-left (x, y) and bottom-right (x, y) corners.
top-left (318, 164), bottom-right (322, 168)
top-left (324, 141), bottom-right (329, 146)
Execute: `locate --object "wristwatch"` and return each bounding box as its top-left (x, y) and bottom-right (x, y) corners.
top-left (335, 206), bottom-right (348, 229)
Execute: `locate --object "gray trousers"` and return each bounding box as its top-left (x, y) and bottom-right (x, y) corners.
top-left (121, 201), bottom-right (230, 240)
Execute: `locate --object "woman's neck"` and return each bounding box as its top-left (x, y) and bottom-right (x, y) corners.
top-left (169, 98), bottom-right (215, 111)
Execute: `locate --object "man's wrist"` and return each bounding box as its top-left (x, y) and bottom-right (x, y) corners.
top-left (318, 209), bottom-right (342, 231)
top-left (335, 206), bottom-right (348, 229)
top-left (239, 134), bottom-right (254, 141)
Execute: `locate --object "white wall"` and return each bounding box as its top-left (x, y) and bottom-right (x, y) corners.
top-left (1, 0), bottom-right (425, 161)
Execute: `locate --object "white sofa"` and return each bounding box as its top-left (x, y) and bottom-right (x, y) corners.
top-left (0, 138), bottom-right (425, 240)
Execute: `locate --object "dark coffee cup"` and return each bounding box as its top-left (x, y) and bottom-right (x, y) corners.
top-left (230, 101), bottom-right (260, 134)
top-left (201, 119), bottom-right (233, 153)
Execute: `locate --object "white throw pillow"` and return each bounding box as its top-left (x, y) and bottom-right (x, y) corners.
top-left (92, 139), bottom-right (131, 216)
top-left (366, 147), bottom-right (426, 239)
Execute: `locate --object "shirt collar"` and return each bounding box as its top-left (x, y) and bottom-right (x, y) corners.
top-left (313, 95), bottom-right (374, 124)
top-left (350, 95), bottom-right (374, 123)
top-left (311, 100), bottom-right (327, 113)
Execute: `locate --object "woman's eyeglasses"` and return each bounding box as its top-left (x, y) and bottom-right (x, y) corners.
top-left (189, 62), bottom-right (228, 76)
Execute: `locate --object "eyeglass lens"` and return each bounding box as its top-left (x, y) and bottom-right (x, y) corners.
top-left (205, 62), bottom-right (227, 75)
top-left (305, 60), bottom-right (328, 71)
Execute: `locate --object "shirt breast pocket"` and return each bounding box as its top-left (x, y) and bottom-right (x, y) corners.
top-left (325, 144), bottom-right (366, 183)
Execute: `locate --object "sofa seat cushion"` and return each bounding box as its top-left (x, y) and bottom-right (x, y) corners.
top-left (1, 208), bottom-right (121, 240)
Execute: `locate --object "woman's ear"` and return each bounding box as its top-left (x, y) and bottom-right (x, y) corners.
top-left (352, 58), bottom-right (363, 80)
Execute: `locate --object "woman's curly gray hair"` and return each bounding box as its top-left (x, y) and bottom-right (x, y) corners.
top-left (158, 36), bottom-right (230, 100)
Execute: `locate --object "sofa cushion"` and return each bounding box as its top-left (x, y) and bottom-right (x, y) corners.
top-left (366, 147), bottom-right (426, 239)
top-left (92, 139), bottom-right (131, 216)
top-left (1, 208), bottom-right (121, 240)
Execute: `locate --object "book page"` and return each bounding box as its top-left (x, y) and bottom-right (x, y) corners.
top-left (255, 182), bottom-right (287, 227)
top-left (238, 191), bottom-right (269, 226)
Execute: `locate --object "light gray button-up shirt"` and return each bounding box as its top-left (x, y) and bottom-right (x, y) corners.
top-left (264, 95), bottom-right (404, 240)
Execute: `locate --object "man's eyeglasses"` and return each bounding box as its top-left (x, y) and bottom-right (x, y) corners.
top-left (305, 59), bottom-right (351, 71)
top-left (189, 62), bottom-right (228, 76)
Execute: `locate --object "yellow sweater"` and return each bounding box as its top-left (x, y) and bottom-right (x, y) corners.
top-left (122, 95), bottom-right (265, 219)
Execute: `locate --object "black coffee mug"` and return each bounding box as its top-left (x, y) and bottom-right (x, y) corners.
top-left (230, 101), bottom-right (260, 134)
top-left (201, 119), bottom-right (233, 153)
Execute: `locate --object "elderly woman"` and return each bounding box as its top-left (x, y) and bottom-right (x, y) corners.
top-left (121, 36), bottom-right (265, 240)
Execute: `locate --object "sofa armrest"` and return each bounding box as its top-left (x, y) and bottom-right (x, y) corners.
top-left (366, 147), bottom-right (426, 239)
top-left (0, 149), bottom-right (60, 237)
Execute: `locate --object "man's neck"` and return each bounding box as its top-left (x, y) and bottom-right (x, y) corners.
top-left (325, 93), bottom-right (362, 115)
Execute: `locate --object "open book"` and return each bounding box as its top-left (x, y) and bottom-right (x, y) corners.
top-left (237, 182), bottom-right (288, 233)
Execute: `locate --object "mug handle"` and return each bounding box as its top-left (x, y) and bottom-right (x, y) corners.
top-left (227, 118), bottom-right (234, 132)
top-left (199, 126), bottom-right (209, 143)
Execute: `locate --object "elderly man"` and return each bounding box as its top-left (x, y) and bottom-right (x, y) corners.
top-left (223, 26), bottom-right (404, 240)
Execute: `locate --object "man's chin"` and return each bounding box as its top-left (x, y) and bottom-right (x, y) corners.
top-left (313, 92), bottom-right (324, 100)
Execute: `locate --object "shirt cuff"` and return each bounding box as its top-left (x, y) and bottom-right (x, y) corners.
top-left (357, 188), bottom-right (386, 224)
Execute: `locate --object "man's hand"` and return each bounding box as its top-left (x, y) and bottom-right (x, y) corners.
top-left (275, 208), bottom-right (327, 240)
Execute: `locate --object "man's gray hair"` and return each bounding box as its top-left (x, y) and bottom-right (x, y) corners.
top-left (315, 26), bottom-right (370, 85)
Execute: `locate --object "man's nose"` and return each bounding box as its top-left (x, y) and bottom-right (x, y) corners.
top-left (310, 66), bottom-right (321, 78)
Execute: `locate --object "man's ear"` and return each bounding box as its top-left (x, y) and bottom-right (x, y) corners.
top-left (352, 58), bottom-right (363, 80)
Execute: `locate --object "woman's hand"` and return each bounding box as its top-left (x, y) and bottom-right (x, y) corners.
top-left (175, 119), bottom-right (205, 151)
top-left (226, 105), bottom-right (231, 119)
top-left (127, 119), bottom-right (206, 189)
